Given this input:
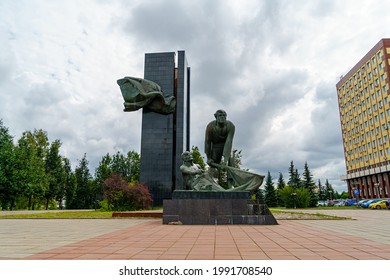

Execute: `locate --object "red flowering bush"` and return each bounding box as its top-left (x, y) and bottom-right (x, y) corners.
top-left (101, 173), bottom-right (152, 211)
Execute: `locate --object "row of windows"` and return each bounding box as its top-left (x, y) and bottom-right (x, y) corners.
top-left (347, 147), bottom-right (389, 167)
top-left (346, 134), bottom-right (389, 154)
top-left (345, 131), bottom-right (389, 149)
top-left (341, 98), bottom-right (389, 130)
top-left (338, 50), bottom-right (383, 93)
top-left (343, 108), bottom-right (390, 141)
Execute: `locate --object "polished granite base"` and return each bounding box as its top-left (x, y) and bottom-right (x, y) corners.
top-left (163, 191), bottom-right (278, 225)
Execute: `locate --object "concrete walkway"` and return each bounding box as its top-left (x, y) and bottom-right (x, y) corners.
top-left (0, 209), bottom-right (389, 260)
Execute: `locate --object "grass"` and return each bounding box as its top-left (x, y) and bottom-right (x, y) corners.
top-left (270, 208), bottom-right (353, 220)
top-left (0, 211), bottom-right (114, 219)
top-left (0, 207), bottom-right (354, 220)
top-left (0, 206), bottom-right (165, 219)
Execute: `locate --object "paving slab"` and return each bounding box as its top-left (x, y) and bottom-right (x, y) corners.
top-left (0, 209), bottom-right (389, 260)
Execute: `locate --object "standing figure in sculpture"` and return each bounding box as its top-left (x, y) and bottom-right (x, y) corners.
top-left (205, 110), bottom-right (235, 185)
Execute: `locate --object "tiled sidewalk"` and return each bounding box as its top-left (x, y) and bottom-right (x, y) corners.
top-left (22, 220), bottom-right (390, 260)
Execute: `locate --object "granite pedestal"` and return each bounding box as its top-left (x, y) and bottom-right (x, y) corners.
top-left (163, 191), bottom-right (278, 225)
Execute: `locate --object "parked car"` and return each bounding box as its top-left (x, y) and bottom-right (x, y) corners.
top-left (369, 200), bottom-right (389, 209)
top-left (334, 200), bottom-right (346, 207)
top-left (317, 200), bottom-right (328, 206)
top-left (361, 199), bottom-right (382, 208)
top-left (344, 200), bottom-right (358, 206)
top-left (356, 199), bottom-right (370, 207)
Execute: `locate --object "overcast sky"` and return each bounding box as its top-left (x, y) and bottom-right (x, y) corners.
top-left (2, 0), bottom-right (390, 192)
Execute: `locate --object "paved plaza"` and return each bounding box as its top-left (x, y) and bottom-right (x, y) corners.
top-left (0, 209), bottom-right (389, 260)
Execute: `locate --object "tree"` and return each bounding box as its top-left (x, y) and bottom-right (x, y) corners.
top-left (127, 150), bottom-right (140, 182)
top-left (325, 179), bottom-right (335, 200)
top-left (69, 154), bottom-right (93, 209)
top-left (288, 161), bottom-right (301, 189)
top-left (63, 157), bottom-right (76, 209)
top-left (14, 130), bottom-right (49, 209)
top-left (95, 150), bottom-right (140, 202)
top-left (264, 171), bottom-right (277, 207)
top-left (0, 120), bottom-right (17, 210)
top-left (191, 146), bottom-right (206, 170)
top-left (317, 179), bottom-right (326, 201)
top-left (95, 153), bottom-right (113, 188)
top-left (276, 173), bottom-right (286, 206)
top-left (302, 162), bottom-right (318, 207)
top-left (44, 139), bottom-right (65, 209)
top-left (277, 173), bottom-right (286, 190)
top-left (106, 150), bottom-right (140, 183)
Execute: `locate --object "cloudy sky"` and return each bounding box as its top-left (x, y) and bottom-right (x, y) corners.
top-left (1, 0), bottom-right (390, 192)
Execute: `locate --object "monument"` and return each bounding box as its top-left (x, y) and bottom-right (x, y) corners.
top-left (118, 51), bottom-right (190, 206)
top-left (118, 51), bottom-right (277, 225)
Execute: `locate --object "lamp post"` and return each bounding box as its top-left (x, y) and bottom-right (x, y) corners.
top-left (374, 182), bottom-right (380, 198)
top-left (328, 190), bottom-right (332, 201)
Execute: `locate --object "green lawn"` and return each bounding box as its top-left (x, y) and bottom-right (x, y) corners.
top-left (0, 211), bottom-right (114, 219)
top-left (0, 207), bottom-right (355, 220)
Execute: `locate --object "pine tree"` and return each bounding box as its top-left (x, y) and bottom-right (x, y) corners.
top-left (71, 154), bottom-right (93, 209)
top-left (276, 173), bottom-right (286, 206)
top-left (318, 179), bottom-right (326, 200)
top-left (325, 179), bottom-right (334, 200)
top-left (264, 171), bottom-right (277, 207)
top-left (302, 162), bottom-right (318, 207)
top-left (288, 161), bottom-right (301, 189)
top-left (277, 172), bottom-right (286, 190)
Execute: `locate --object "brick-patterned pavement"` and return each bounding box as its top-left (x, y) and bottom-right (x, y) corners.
top-left (1, 209), bottom-right (389, 260)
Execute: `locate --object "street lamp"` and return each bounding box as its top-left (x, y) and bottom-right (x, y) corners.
top-left (374, 182), bottom-right (380, 198)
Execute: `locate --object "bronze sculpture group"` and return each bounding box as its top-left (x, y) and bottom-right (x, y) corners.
top-left (181, 109), bottom-right (263, 192)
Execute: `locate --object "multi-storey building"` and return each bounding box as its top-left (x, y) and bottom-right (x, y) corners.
top-left (337, 38), bottom-right (390, 200)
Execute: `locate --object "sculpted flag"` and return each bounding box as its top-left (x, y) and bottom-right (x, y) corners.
top-left (117, 76), bottom-right (176, 114)
top-left (224, 165), bottom-right (264, 192)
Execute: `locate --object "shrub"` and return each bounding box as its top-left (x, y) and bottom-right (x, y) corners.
top-left (279, 185), bottom-right (311, 208)
top-left (102, 173), bottom-right (152, 211)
